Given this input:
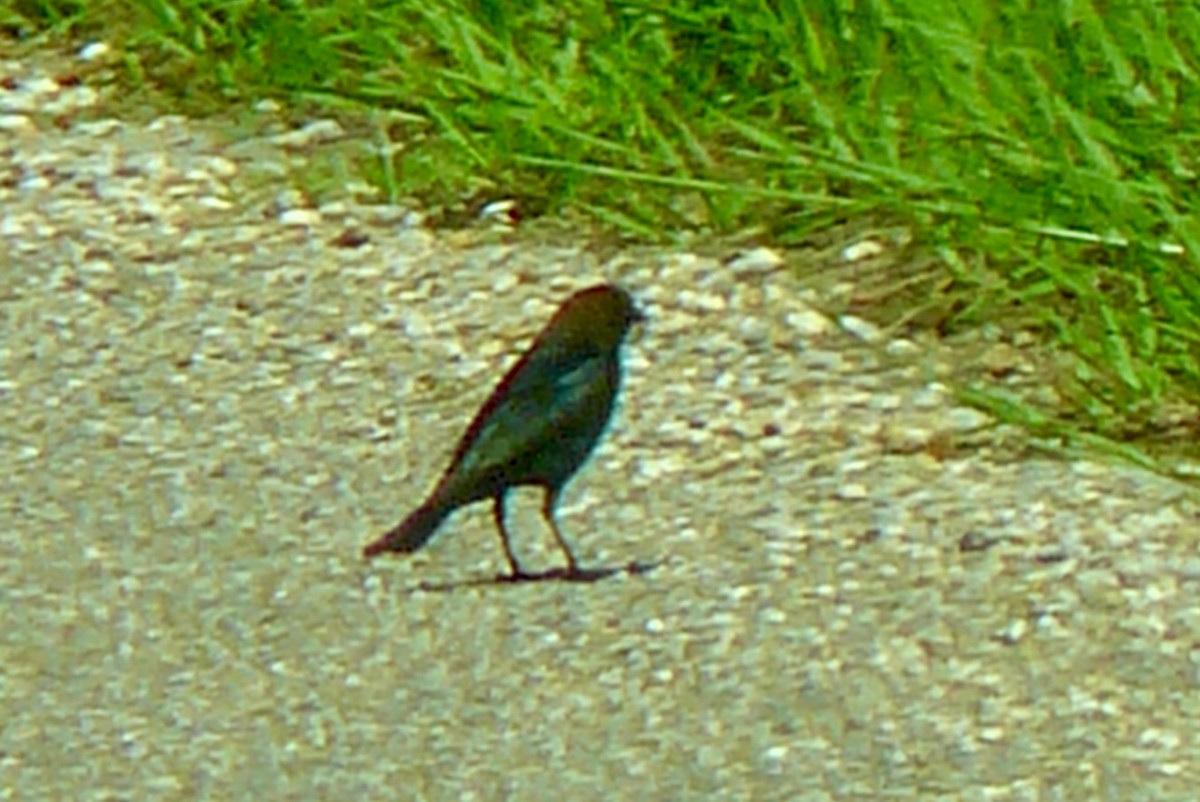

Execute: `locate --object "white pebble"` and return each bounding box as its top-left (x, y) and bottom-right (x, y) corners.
top-left (786, 308), bottom-right (833, 337)
top-left (911, 383), bottom-right (949, 409)
top-left (839, 315), bottom-right (882, 343)
top-left (727, 246), bottom-right (783, 274)
top-left (270, 119), bottom-right (345, 149)
top-left (79, 41), bottom-right (111, 61)
top-left (885, 338), bottom-right (920, 356)
top-left (842, 239), bottom-right (885, 262)
top-left (946, 406), bottom-right (992, 431)
top-left (0, 114), bottom-right (33, 132)
top-left (279, 208), bottom-right (322, 227)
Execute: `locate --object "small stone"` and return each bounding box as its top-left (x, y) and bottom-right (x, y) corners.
top-left (23, 76), bottom-right (60, 98)
top-left (881, 425), bottom-right (931, 454)
top-left (74, 119), bottom-right (121, 137)
top-left (763, 745), bottom-right (789, 762)
top-left (491, 272), bottom-right (519, 294)
top-left (911, 383), bottom-right (949, 409)
top-left (318, 200), bottom-right (348, 217)
top-left (205, 156), bottom-right (238, 178)
top-left (839, 314), bottom-right (882, 343)
top-left (279, 208), bottom-right (322, 227)
top-left (270, 119), bottom-right (345, 149)
top-left (885, 338), bottom-right (920, 356)
top-left (478, 199), bottom-right (517, 224)
top-left (786, 308), bottom-right (833, 337)
top-left (726, 246), bottom-right (783, 274)
top-left (760, 607), bottom-right (786, 623)
top-left (331, 228), bottom-right (369, 248)
top-left (47, 86), bottom-right (98, 113)
top-left (736, 317), bottom-right (770, 344)
top-left (78, 41), bottom-right (111, 61)
top-left (347, 321), bottom-right (377, 339)
top-left (980, 342), bottom-right (1027, 377)
top-left (978, 726), bottom-right (1005, 743)
top-left (693, 292), bottom-right (728, 313)
top-left (197, 196), bottom-right (234, 211)
top-left (999, 618), bottom-right (1027, 644)
top-left (80, 259), bottom-right (114, 275)
top-left (1174, 461), bottom-right (1200, 477)
top-left (871, 393), bottom-right (903, 412)
top-left (0, 114), bottom-right (32, 132)
top-left (959, 531), bottom-right (999, 552)
top-left (273, 187), bottom-right (308, 211)
top-left (402, 311), bottom-right (434, 338)
top-left (946, 406), bottom-right (991, 431)
top-left (19, 175), bottom-right (50, 192)
top-left (842, 239), bottom-right (885, 262)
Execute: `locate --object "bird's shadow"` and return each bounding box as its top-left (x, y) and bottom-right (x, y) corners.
top-left (413, 559), bottom-right (663, 594)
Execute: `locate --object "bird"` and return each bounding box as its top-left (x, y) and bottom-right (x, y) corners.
top-left (363, 283), bottom-right (644, 580)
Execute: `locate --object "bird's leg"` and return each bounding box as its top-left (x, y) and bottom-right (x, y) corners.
top-left (542, 488), bottom-right (581, 575)
top-left (492, 493), bottom-right (527, 579)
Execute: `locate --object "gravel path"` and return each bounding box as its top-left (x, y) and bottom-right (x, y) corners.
top-left (3, 43), bottom-right (1199, 801)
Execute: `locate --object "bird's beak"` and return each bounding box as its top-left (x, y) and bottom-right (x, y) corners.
top-left (631, 304), bottom-right (648, 325)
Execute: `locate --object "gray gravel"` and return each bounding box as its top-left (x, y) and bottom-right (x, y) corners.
top-left (4, 43), bottom-right (1200, 802)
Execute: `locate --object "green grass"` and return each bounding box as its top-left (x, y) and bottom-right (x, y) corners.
top-left (5, 0), bottom-right (1200, 471)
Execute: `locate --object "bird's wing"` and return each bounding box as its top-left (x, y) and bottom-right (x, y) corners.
top-left (440, 347), bottom-right (610, 488)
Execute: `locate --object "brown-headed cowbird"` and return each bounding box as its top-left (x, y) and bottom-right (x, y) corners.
top-left (363, 284), bottom-right (644, 579)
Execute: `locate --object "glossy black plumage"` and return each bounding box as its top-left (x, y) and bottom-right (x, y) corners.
top-left (363, 284), bottom-right (643, 579)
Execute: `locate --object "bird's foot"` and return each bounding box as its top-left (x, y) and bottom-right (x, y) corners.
top-left (494, 566), bottom-right (612, 583)
top-left (414, 558), bottom-right (665, 592)
top-left (496, 558), bottom-right (663, 584)
top-left (495, 569), bottom-right (538, 584)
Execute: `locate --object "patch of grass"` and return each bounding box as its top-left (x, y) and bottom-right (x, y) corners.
top-left (6, 0), bottom-right (1200, 471)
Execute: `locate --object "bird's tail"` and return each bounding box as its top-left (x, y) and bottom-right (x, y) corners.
top-left (363, 501), bottom-right (449, 558)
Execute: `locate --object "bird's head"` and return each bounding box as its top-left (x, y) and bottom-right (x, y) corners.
top-left (546, 284), bottom-right (644, 353)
